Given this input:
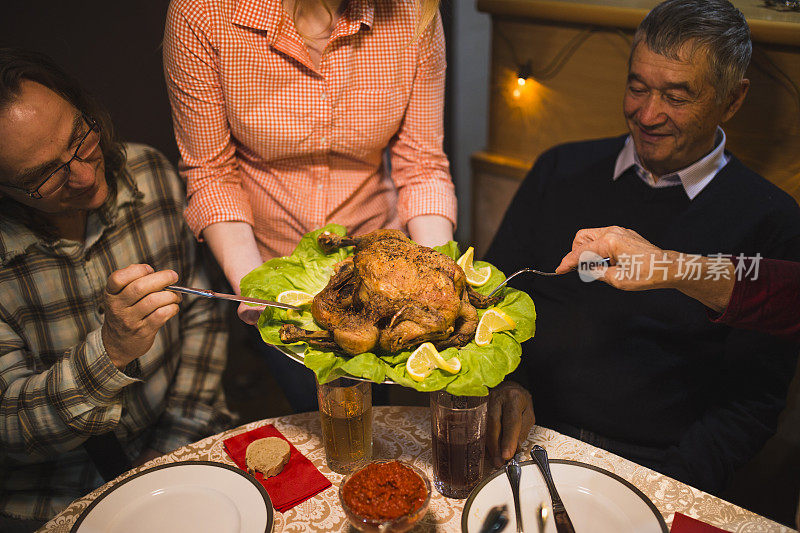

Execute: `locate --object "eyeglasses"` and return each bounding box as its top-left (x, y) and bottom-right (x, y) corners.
top-left (3, 114), bottom-right (101, 199)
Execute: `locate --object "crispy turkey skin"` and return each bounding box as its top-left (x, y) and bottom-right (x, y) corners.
top-left (279, 230), bottom-right (500, 355)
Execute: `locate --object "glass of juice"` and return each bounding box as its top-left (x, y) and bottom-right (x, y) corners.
top-left (430, 390), bottom-right (488, 498)
top-left (317, 377), bottom-right (373, 474)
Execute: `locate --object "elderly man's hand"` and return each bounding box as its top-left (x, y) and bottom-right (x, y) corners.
top-left (101, 264), bottom-right (182, 369)
top-left (555, 226), bottom-right (678, 291)
top-left (486, 382), bottom-right (534, 468)
top-left (555, 226), bottom-right (735, 312)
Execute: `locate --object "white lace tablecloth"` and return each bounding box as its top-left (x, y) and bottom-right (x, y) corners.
top-left (39, 405), bottom-right (794, 533)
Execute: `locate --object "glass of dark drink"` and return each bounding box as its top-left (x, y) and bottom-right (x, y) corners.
top-left (429, 391), bottom-right (488, 498)
top-left (317, 377), bottom-right (373, 473)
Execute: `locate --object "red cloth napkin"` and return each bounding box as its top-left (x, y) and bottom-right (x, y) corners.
top-left (223, 424), bottom-right (332, 513)
top-left (671, 512), bottom-right (730, 533)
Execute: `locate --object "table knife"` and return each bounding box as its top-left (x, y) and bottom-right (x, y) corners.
top-left (166, 285), bottom-right (301, 311)
top-left (531, 445), bottom-right (576, 533)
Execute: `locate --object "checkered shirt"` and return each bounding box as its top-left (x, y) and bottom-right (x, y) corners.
top-left (0, 144), bottom-right (233, 521)
top-left (163, 0), bottom-right (457, 259)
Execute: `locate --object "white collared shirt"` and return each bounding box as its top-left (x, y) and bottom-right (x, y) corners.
top-left (612, 128), bottom-right (730, 200)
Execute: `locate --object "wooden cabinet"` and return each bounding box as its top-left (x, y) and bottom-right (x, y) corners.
top-left (473, 0), bottom-right (800, 256)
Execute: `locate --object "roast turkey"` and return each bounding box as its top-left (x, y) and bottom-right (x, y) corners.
top-left (279, 229), bottom-right (500, 355)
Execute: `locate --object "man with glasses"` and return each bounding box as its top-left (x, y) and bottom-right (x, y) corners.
top-left (3, 113), bottom-right (100, 199)
top-left (0, 48), bottom-right (233, 531)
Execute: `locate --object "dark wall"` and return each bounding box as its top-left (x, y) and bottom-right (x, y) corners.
top-left (1, 2), bottom-right (455, 171)
top-left (1, 2), bottom-right (179, 164)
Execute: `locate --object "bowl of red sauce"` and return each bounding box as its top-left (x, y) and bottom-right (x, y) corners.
top-left (339, 460), bottom-right (431, 532)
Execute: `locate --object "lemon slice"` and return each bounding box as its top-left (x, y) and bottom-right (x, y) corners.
top-left (428, 348), bottom-right (461, 374)
top-left (406, 343), bottom-right (435, 382)
top-left (277, 290), bottom-right (314, 320)
top-left (475, 308), bottom-right (516, 346)
top-left (456, 247), bottom-right (491, 287)
top-left (276, 290), bottom-right (315, 307)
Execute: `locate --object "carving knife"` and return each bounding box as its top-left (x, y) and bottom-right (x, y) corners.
top-left (166, 285), bottom-right (301, 311)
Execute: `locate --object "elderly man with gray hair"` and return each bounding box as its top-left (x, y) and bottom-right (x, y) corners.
top-left (484, 0), bottom-right (800, 509)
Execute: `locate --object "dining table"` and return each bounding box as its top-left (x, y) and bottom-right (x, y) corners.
top-left (39, 405), bottom-right (796, 533)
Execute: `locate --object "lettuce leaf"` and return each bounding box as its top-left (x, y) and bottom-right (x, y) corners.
top-left (241, 224), bottom-right (536, 396)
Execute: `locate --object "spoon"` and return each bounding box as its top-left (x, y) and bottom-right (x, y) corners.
top-left (530, 446), bottom-right (575, 533)
top-left (505, 456), bottom-right (524, 533)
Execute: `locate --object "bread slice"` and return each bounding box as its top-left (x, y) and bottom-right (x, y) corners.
top-left (245, 437), bottom-right (291, 478)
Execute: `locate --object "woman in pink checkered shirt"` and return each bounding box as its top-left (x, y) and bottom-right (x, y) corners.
top-left (164, 0), bottom-right (456, 326)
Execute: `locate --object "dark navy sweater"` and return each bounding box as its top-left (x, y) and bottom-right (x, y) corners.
top-left (485, 135), bottom-right (800, 495)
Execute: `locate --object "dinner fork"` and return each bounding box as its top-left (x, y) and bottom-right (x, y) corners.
top-left (488, 257), bottom-right (610, 298)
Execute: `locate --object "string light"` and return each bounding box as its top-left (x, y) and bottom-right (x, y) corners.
top-left (498, 27), bottom-right (606, 101)
top-left (502, 27), bottom-right (800, 114)
top-left (510, 60), bottom-right (543, 102)
top-left (508, 69), bottom-right (545, 104)
top-left (516, 61), bottom-right (532, 87)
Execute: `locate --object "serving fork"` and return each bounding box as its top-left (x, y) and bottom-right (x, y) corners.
top-left (166, 285), bottom-right (301, 311)
top-left (488, 257), bottom-right (611, 298)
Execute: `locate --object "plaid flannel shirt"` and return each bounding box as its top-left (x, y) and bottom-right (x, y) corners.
top-left (0, 144), bottom-right (233, 521)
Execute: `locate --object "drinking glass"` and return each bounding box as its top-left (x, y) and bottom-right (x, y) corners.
top-left (430, 391), bottom-right (488, 498)
top-left (317, 377), bottom-right (373, 473)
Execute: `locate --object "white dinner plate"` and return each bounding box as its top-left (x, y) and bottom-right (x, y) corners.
top-left (462, 459), bottom-right (667, 533)
top-left (71, 461), bottom-right (274, 533)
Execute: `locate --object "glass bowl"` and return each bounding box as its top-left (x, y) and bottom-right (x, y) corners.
top-left (338, 460), bottom-right (431, 533)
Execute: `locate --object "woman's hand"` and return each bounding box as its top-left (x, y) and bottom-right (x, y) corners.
top-left (237, 302), bottom-right (266, 325)
top-left (202, 221), bottom-right (265, 324)
top-left (407, 214), bottom-right (453, 248)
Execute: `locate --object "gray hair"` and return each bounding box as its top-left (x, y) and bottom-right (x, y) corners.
top-left (631, 0), bottom-right (751, 102)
